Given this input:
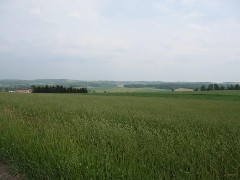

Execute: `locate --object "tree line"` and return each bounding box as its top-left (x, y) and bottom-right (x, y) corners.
top-left (124, 83), bottom-right (205, 90)
top-left (31, 85), bottom-right (88, 93)
top-left (199, 84), bottom-right (240, 91)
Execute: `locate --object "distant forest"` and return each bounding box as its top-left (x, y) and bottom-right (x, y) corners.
top-left (0, 79), bottom-right (240, 92)
top-left (124, 83), bottom-right (240, 91)
top-left (199, 84), bottom-right (240, 91)
top-left (124, 83), bottom-right (209, 90)
top-left (0, 79), bottom-right (117, 92)
top-left (0, 79), bottom-right (118, 88)
top-left (31, 85), bottom-right (88, 93)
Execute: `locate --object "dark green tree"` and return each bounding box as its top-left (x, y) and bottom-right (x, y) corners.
top-left (235, 84), bottom-right (240, 90)
top-left (200, 85), bottom-right (206, 91)
top-left (227, 84), bottom-right (235, 90)
top-left (207, 84), bottom-right (214, 91)
top-left (31, 85), bottom-right (88, 93)
top-left (214, 84), bottom-right (220, 90)
top-left (219, 85), bottom-right (225, 90)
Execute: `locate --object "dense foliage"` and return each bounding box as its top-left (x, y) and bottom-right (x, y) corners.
top-left (31, 85), bottom-right (88, 93)
top-left (124, 82), bottom-right (209, 89)
top-left (200, 83), bottom-right (240, 91)
top-left (124, 83), bottom-right (240, 91)
top-left (0, 91), bottom-right (240, 179)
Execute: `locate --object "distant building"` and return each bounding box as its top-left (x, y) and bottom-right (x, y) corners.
top-left (16, 89), bottom-right (32, 93)
top-left (8, 90), bottom-right (15, 93)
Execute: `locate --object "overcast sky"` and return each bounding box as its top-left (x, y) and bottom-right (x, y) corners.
top-left (0, 0), bottom-right (239, 81)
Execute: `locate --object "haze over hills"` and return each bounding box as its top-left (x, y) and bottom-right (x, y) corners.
top-left (0, 79), bottom-right (239, 92)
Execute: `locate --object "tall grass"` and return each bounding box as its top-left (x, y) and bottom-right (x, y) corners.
top-left (0, 92), bottom-right (240, 179)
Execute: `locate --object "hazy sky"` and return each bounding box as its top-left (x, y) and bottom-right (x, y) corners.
top-left (0, 0), bottom-right (239, 81)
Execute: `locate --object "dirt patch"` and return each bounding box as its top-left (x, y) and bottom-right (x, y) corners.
top-left (0, 162), bottom-right (23, 180)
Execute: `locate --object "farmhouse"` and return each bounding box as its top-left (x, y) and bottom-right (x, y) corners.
top-left (16, 88), bottom-right (32, 93)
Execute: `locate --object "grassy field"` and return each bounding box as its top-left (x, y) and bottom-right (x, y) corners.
top-left (88, 86), bottom-right (170, 93)
top-left (0, 91), bottom-right (240, 179)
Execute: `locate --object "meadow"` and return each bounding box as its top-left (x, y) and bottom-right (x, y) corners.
top-left (0, 91), bottom-right (240, 179)
top-left (88, 86), bottom-right (170, 93)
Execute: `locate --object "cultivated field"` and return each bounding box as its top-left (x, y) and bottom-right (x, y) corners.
top-left (88, 87), bottom-right (170, 93)
top-left (0, 91), bottom-right (240, 179)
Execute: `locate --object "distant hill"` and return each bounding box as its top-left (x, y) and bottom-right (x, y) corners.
top-left (0, 79), bottom-right (239, 92)
top-left (0, 79), bottom-right (118, 90)
top-left (124, 82), bottom-right (212, 90)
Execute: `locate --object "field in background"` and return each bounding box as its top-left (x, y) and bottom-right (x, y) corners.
top-left (0, 91), bottom-right (240, 179)
top-left (88, 87), bottom-right (170, 93)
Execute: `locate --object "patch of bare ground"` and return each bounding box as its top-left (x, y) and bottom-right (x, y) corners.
top-left (0, 162), bottom-right (23, 180)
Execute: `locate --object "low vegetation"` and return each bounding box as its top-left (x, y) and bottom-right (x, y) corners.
top-left (0, 91), bottom-right (240, 179)
top-left (31, 85), bottom-right (88, 93)
top-left (200, 83), bottom-right (240, 91)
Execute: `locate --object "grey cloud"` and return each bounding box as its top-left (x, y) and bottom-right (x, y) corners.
top-left (0, 0), bottom-right (239, 81)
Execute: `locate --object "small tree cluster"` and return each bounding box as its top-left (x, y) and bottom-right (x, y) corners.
top-left (31, 85), bottom-right (88, 93)
top-left (226, 84), bottom-right (240, 90)
top-left (200, 84), bottom-right (240, 91)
